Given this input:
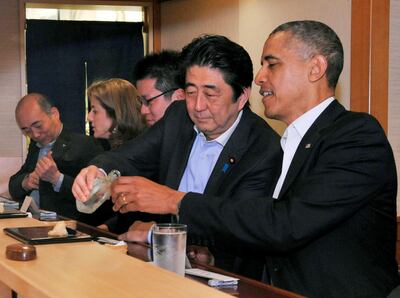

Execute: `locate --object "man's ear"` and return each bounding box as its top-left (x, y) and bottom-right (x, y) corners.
top-left (50, 107), bottom-right (60, 119)
top-left (170, 88), bottom-right (185, 102)
top-left (237, 87), bottom-right (250, 110)
top-left (309, 54), bottom-right (328, 83)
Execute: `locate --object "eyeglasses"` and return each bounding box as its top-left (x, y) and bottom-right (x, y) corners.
top-left (139, 88), bottom-right (178, 107)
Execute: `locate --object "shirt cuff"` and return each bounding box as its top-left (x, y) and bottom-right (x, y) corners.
top-left (52, 173), bottom-right (64, 192)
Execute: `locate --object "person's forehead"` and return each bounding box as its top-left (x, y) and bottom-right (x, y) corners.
top-left (186, 65), bottom-right (227, 83)
top-left (17, 107), bottom-right (49, 128)
top-left (262, 31), bottom-right (303, 61)
top-left (138, 76), bottom-right (156, 85)
top-left (187, 64), bottom-right (222, 73)
top-left (18, 100), bottom-right (41, 116)
top-left (264, 32), bottom-right (289, 51)
top-left (89, 96), bottom-right (101, 106)
top-left (137, 77), bottom-right (161, 93)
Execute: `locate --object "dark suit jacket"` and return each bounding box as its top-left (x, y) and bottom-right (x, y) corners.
top-left (179, 100), bottom-right (400, 297)
top-left (91, 101), bottom-right (282, 277)
top-left (9, 128), bottom-right (103, 219)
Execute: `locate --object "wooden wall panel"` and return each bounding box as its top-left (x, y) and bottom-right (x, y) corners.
top-left (0, 0), bottom-right (23, 157)
top-left (370, 0), bottom-right (390, 132)
top-left (0, 0), bottom-right (23, 196)
top-left (350, 0), bottom-right (371, 114)
top-left (351, 0), bottom-right (390, 132)
top-left (153, 0), bottom-right (161, 51)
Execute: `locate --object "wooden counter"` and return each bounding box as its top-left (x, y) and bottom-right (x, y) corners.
top-left (125, 242), bottom-right (304, 298)
top-left (0, 217), bottom-right (232, 298)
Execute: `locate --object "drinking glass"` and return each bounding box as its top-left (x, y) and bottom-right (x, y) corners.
top-left (152, 223), bottom-right (187, 276)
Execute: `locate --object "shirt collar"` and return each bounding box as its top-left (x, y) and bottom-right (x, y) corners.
top-left (288, 97), bottom-right (335, 140)
top-left (194, 110), bottom-right (243, 147)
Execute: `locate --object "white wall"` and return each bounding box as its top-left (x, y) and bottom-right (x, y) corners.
top-left (161, 0), bottom-right (351, 134)
top-left (238, 0), bottom-right (351, 134)
top-left (161, 0), bottom-right (239, 50)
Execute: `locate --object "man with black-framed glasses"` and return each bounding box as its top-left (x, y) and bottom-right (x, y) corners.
top-left (133, 50), bottom-right (185, 127)
top-left (138, 88), bottom-right (178, 107)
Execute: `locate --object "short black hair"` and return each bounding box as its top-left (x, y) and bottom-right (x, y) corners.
top-left (181, 35), bottom-right (253, 103)
top-left (132, 50), bottom-right (183, 98)
top-left (271, 20), bottom-right (343, 89)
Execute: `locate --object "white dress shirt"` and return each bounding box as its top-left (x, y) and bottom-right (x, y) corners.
top-left (272, 97), bottom-right (335, 199)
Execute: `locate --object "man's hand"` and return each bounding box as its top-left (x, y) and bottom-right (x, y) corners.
top-left (118, 221), bottom-right (155, 243)
top-left (111, 176), bottom-right (185, 215)
top-left (187, 245), bottom-right (215, 265)
top-left (72, 165), bottom-right (105, 202)
top-left (35, 151), bottom-right (61, 184)
top-left (22, 171), bottom-right (39, 191)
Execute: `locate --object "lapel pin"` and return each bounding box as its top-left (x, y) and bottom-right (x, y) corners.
top-left (305, 143), bottom-right (312, 149)
top-left (229, 157), bottom-right (235, 164)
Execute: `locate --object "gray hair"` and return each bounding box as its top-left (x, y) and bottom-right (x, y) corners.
top-left (271, 20), bottom-right (343, 89)
top-left (16, 93), bottom-right (55, 115)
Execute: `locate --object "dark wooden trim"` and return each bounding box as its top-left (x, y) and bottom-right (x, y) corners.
top-left (370, 0), bottom-right (390, 132)
top-left (350, 0), bottom-right (370, 113)
top-left (153, 0), bottom-right (161, 51)
top-left (397, 216), bottom-right (400, 264)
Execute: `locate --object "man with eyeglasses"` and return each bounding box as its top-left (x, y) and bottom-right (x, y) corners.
top-left (95, 50), bottom-right (186, 233)
top-left (73, 35), bottom-right (282, 278)
top-left (133, 50), bottom-right (185, 127)
top-left (9, 93), bottom-right (102, 219)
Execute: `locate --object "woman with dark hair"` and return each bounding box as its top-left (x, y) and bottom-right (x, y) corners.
top-left (79, 78), bottom-right (146, 226)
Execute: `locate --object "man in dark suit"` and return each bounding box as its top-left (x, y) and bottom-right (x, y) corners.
top-left (106, 21), bottom-right (400, 297)
top-left (98, 50), bottom-right (186, 233)
top-left (73, 35), bottom-right (282, 277)
top-left (9, 93), bottom-right (102, 219)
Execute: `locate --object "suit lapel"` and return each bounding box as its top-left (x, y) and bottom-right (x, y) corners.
top-left (204, 108), bottom-right (251, 194)
top-left (51, 129), bottom-right (70, 161)
top-left (278, 100), bottom-right (345, 198)
top-left (28, 141), bottom-right (40, 170)
top-left (165, 121), bottom-right (197, 189)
